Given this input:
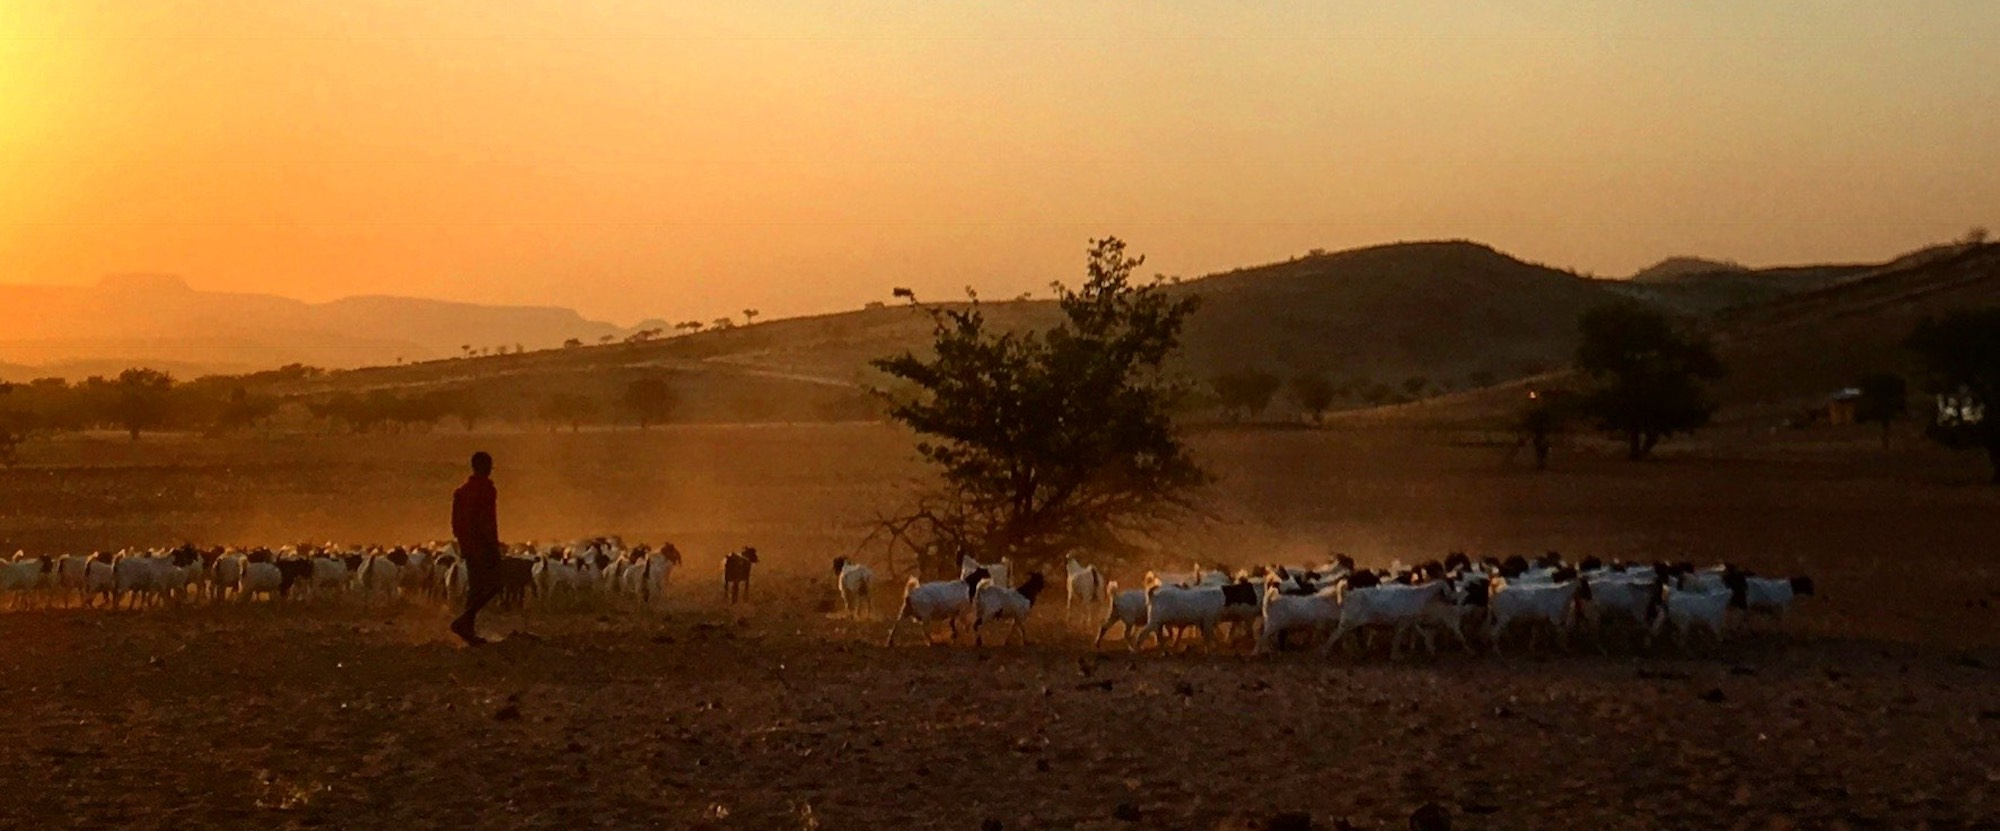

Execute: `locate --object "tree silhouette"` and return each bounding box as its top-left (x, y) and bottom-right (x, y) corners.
top-left (1212, 369), bottom-right (1282, 422)
top-left (1288, 373), bottom-right (1338, 424)
top-left (1574, 304), bottom-right (1723, 460)
top-left (621, 376), bottom-right (676, 429)
top-left (743, 309), bottom-right (759, 325)
top-left (110, 368), bottom-right (175, 440)
top-left (871, 237), bottom-right (1206, 570)
top-left (1853, 372), bottom-right (1908, 448)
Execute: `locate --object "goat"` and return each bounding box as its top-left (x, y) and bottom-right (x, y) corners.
top-left (1485, 574), bottom-right (1590, 656)
top-left (1257, 583), bottom-right (1341, 654)
top-left (1320, 581), bottom-right (1451, 660)
top-left (1726, 572), bottom-right (1816, 630)
top-left (1064, 556), bottom-right (1105, 625)
top-left (832, 556), bottom-right (875, 619)
top-left (1093, 581), bottom-right (1151, 649)
top-left (973, 572), bottom-right (1048, 646)
top-left (723, 547), bottom-right (759, 604)
top-left (958, 554), bottom-right (1011, 590)
top-left (1132, 578), bottom-right (1261, 653)
top-left (1649, 583), bottom-right (1735, 652)
top-left (886, 567), bottom-right (990, 647)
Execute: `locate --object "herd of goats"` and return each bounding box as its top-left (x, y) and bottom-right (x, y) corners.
top-left (0, 540), bottom-right (1816, 657)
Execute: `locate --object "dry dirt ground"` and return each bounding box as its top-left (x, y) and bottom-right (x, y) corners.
top-left (3, 424), bottom-right (1999, 829)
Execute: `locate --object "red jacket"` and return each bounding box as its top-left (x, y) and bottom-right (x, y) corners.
top-left (452, 475), bottom-right (499, 555)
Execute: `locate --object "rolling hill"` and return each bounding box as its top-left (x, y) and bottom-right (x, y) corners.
top-left (27, 238), bottom-right (1984, 428)
top-left (0, 274), bottom-right (627, 379)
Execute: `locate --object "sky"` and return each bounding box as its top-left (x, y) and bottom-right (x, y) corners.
top-left (3, 1), bottom-right (1996, 325)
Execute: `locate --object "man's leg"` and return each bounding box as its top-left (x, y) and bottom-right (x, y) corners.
top-left (452, 559), bottom-right (500, 644)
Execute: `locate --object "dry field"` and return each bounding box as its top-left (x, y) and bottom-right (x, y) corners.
top-left (3, 424), bottom-right (1999, 829)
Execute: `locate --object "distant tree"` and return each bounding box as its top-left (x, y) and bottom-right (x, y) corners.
top-left (1573, 304), bottom-right (1723, 460)
top-left (869, 236), bottom-right (1207, 572)
top-left (540, 393), bottom-right (598, 432)
top-left (212, 386), bottom-right (279, 435)
top-left (0, 382), bottom-right (20, 467)
top-left (621, 376), bottom-right (676, 429)
top-left (460, 344), bottom-right (473, 358)
top-left (1853, 372), bottom-right (1908, 448)
top-left (1961, 227), bottom-right (1990, 246)
top-left (110, 368), bottom-right (175, 440)
top-left (712, 317), bottom-right (736, 331)
top-left (563, 338), bottom-right (584, 349)
top-left (435, 390), bottom-right (487, 431)
top-left (598, 334), bottom-right (617, 345)
top-left (1361, 382), bottom-right (1399, 407)
top-left (1212, 369), bottom-right (1282, 422)
top-left (743, 309), bottom-right (760, 325)
top-left (1288, 373), bottom-right (1338, 424)
top-left (1906, 309), bottom-right (2000, 482)
top-left (864, 301), bottom-right (887, 311)
top-left (676, 320), bottom-right (705, 334)
top-left (1467, 369), bottom-right (1498, 389)
top-left (1402, 376), bottom-right (1430, 399)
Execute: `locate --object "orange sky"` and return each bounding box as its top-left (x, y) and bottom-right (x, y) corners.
top-left (3, 1), bottom-right (1996, 324)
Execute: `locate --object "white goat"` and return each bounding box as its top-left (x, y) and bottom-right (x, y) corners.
top-left (1132, 578), bottom-right (1262, 653)
top-left (1649, 585), bottom-right (1733, 651)
top-left (886, 568), bottom-right (990, 647)
top-left (832, 557), bottom-right (875, 619)
top-left (1320, 581), bottom-right (1451, 659)
top-left (1064, 556), bottom-right (1105, 625)
top-left (1257, 584), bottom-right (1341, 654)
top-left (1093, 581), bottom-right (1151, 649)
top-left (1486, 577), bottom-right (1589, 656)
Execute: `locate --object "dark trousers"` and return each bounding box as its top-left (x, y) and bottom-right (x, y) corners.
top-left (457, 545), bottom-right (503, 628)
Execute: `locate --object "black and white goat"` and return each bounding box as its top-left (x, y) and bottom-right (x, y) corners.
top-left (723, 547), bottom-right (759, 604)
top-left (973, 572), bottom-right (1048, 646)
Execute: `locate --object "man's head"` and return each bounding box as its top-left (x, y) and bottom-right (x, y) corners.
top-left (470, 451), bottom-right (493, 477)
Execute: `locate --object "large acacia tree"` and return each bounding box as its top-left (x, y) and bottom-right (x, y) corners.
top-left (1574, 304), bottom-right (1723, 460)
top-left (871, 238), bottom-right (1208, 574)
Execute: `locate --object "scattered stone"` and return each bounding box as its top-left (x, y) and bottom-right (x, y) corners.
top-left (1409, 801), bottom-right (1451, 831)
top-left (980, 819), bottom-right (1002, 831)
top-left (1700, 688), bottom-right (1728, 704)
top-left (493, 704), bottom-right (521, 722)
top-left (1076, 680), bottom-right (1114, 692)
top-left (1113, 803), bottom-right (1142, 822)
top-left (1175, 681), bottom-right (1196, 697)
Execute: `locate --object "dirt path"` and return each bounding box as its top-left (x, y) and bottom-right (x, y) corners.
top-left (3, 589), bottom-right (1995, 831)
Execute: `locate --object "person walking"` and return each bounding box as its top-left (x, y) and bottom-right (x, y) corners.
top-left (450, 451), bottom-right (502, 645)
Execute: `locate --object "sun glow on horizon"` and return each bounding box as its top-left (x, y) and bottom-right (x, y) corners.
top-left (1, 1), bottom-right (1996, 325)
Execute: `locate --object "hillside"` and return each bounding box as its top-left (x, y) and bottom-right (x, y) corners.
top-left (247, 241), bottom-right (1644, 420)
top-left (43, 238), bottom-right (1979, 428)
top-left (1371, 242), bottom-right (2000, 428)
top-left (0, 274), bottom-right (627, 378)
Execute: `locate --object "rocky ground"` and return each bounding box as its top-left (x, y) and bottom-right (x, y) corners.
top-left (2, 581), bottom-right (1995, 831)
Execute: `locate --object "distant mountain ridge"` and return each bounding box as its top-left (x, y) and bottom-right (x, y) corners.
top-left (0, 274), bottom-right (627, 380)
